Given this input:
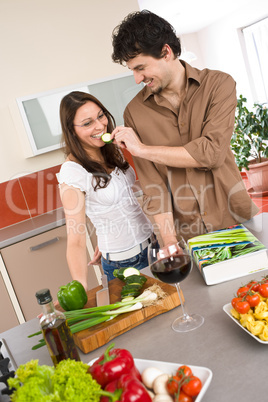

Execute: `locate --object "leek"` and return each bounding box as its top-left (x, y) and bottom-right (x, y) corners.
top-left (188, 228), bottom-right (256, 247)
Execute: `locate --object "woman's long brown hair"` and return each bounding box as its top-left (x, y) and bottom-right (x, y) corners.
top-left (60, 91), bottom-right (129, 190)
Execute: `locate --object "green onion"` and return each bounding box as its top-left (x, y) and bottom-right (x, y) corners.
top-left (29, 285), bottom-right (167, 350)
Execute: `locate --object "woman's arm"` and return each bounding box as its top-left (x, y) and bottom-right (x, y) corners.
top-left (59, 183), bottom-right (89, 291)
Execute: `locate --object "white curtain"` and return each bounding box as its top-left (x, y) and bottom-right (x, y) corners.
top-left (243, 18), bottom-right (268, 104)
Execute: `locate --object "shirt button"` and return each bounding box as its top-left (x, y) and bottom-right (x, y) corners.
top-left (187, 168), bottom-right (192, 172)
top-left (202, 211), bottom-right (207, 216)
top-left (197, 190), bottom-right (201, 195)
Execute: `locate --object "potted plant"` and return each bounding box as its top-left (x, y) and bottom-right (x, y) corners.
top-left (231, 95), bottom-right (268, 194)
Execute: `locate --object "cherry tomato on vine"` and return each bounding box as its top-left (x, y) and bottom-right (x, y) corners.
top-left (258, 283), bottom-right (268, 297)
top-left (166, 376), bottom-right (179, 395)
top-left (246, 293), bottom-right (261, 307)
top-left (247, 281), bottom-right (260, 292)
top-left (235, 300), bottom-right (250, 314)
top-left (176, 365), bottom-right (192, 380)
top-left (181, 376), bottom-right (202, 397)
top-left (237, 286), bottom-right (250, 297)
top-left (178, 391), bottom-right (193, 402)
top-left (231, 297), bottom-right (242, 308)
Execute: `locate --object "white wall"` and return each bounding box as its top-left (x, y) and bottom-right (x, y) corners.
top-left (0, 0), bottom-right (139, 183)
top-left (1, 0), bottom-right (267, 184)
top-left (195, 0), bottom-right (268, 105)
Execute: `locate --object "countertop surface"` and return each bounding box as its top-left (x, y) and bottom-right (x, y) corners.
top-left (1, 213), bottom-right (268, 402)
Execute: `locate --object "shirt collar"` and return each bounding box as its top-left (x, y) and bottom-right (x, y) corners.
top-left (142, 60), bottom-right (201, 102)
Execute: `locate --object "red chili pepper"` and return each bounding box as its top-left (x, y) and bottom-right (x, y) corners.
top-left (88, 343), bottom-right (141, 387)
top-left (100, 374), bottom-right (152, 402)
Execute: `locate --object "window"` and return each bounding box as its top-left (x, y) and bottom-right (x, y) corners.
top-left (242, 17), bottom-right (268, 103)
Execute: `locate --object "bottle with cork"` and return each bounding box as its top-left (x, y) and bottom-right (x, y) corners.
top-left (35, 288), bottom-right (80, 366)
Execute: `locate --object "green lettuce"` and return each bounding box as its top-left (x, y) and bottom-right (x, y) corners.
top-left (7, 359), bottom-right (101, 402)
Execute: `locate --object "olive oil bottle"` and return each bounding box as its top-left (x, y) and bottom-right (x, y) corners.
top-left (35, 288), bottom-right (80, 367)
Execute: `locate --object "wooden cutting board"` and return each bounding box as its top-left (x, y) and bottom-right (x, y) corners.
top-left (72, 275), bottom-right (182, 354)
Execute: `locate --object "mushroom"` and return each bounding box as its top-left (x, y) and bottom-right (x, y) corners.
top-left (153, 394), bottom-right (173, 402)
top-left (153, 373), bottom-right (170, 395)
top-left (141, 367), bottom-right (165, 389)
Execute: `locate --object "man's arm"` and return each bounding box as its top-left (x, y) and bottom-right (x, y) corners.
top-left (113, 126), bottom-right (202, 168)
top-left (153, 212), bottom-right (178, 246)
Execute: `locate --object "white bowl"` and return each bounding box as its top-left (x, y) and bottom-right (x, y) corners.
top-left (88, 357), bottom-right (213, 401)
top-left (223, 303), bottom-right (268, 344)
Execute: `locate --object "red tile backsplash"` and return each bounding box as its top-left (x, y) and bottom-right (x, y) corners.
top-left (19, 165), bottom-right (62, 218)
top-left (0, 165), bottom-right (62, 229)
top-left (0, 179), bottom-right (30, 229)
top-left (0, 164), bottom-right (267, 231)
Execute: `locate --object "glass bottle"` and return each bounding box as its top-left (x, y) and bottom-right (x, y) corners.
top-left (35, 288), bottom-right (80, 367)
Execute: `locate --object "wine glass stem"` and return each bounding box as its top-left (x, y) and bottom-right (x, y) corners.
top-left (175, 283), bottom-right (190, 320)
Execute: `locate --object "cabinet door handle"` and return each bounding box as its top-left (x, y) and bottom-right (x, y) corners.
top-left (29, 237), bottom-right (60, 251)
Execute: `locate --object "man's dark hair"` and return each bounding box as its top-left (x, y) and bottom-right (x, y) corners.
top-left (112, 10), bottom-right (181, 64)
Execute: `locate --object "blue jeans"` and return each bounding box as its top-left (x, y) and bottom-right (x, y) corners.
top-left (101, 246), bottom-right (149, 281)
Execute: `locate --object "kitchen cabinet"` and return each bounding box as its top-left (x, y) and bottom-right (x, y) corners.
top-left (0, 224), bottom-right (100, 323)
top-left (0, 271), bottom-right (19, 332)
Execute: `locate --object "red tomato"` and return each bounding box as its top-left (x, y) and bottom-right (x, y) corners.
top-left (182, 376), bottom-right (202, 397)
top-left (176, 365), bottom-right (193, 380)
top-left (166, 376), bottom-right (179, 395)
top-left (231, 297), bottom-right (242, 308)
top-left (178, 391), bottom-right (193, 402)
top-left (258, 283), bottom-right (268, 297)
top-left (237, 286), bottom-right (250, 297)
top-left (235, 300), bottom-right (250, 314)
top-left (246, 293), bottom-right (261, 307)
top-left (247, 281), bottom-right (260, 292)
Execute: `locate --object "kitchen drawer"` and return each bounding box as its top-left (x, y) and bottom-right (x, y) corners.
top-left (0, 271), bottom-right (19, 332)
top-left (1, 225), bottom-right (99, 321)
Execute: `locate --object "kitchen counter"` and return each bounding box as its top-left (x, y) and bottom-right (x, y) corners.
top-left (1, 213), bottom-right (268, 402)
top-left (0, 208), bottom-right (66, 249)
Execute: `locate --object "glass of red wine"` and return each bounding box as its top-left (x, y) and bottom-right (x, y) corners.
top-left (148, 236), bottom-right (204, 332)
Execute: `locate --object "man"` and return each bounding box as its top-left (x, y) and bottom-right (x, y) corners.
top-left (111, 10), bottom-right (258, 244)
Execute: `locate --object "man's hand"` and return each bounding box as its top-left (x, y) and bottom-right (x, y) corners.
top-left (112, 126), bottom-right (145, 157)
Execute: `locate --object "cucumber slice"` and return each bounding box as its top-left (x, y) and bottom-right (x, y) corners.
top-left (114, 267), bottom-right (141, 280)
top-left (101, 133), bottom-right (113, 143)
top-left (122, 267), bottom-right (141, 278)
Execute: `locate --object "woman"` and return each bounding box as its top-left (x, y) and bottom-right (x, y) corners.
top-left (57, 91), bottom-right (153, 290)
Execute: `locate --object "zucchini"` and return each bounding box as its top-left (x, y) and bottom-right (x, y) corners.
top-left (125, 275), bottom-right (147, 286)
top-left (114, 267), bottom-right (141, 281)
top-left (120, 275), bottom-right (147, 298)
top-left (121, 285), bottom-right (141, 298)
top-left (101, 133), bottom-right (113, 143)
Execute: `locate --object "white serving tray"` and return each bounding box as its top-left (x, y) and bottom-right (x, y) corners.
top-left (88, 357), bottom-right (213, 402)
top-left (223, 303), bottom-right (268, 344)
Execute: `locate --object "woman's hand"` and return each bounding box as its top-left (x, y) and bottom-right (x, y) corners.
top-left (88, 246), bottom-right (102, 266)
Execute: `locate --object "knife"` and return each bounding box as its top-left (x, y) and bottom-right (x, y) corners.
top-left (96, 274), bottom-right (110, 306)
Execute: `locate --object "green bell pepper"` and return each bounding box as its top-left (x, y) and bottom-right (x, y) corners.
top-left (57, 280), bottom-right (88, 311)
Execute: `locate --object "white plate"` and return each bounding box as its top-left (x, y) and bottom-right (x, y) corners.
top-left (223, 303), bottom-right (268, 344)
top-left (88, 357), bottom-right (212, 402)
